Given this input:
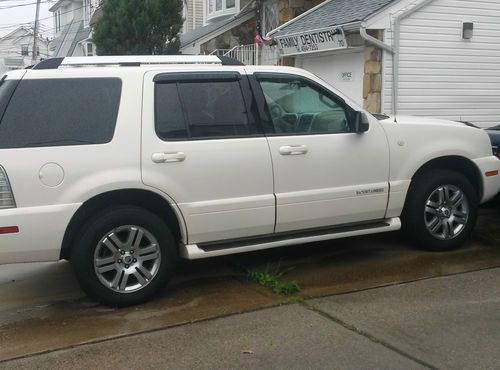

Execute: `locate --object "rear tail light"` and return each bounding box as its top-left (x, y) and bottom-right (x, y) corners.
top-left (0, 226), bottom-right (18, 234)
top-left (0, 166), bottom-right (16, 209)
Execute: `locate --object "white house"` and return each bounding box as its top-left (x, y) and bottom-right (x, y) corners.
top-left (0, 26), bottom-right (49, 74)
top-left (269, 0), bottom-right (500, 127)
top-left (50, 0), bottom-right (100, 57)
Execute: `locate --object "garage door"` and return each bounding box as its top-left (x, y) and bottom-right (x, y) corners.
top-left (296, 50), bottom-right (364, 107)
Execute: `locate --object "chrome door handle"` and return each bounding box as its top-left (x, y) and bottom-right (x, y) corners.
top-left (279, 145), bottom-right (308, 156)
top-left (151, 152), bottom-right (186, 163)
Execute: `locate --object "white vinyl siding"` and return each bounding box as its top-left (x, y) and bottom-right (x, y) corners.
top-left (195, 0), bottom-right (204, 28)
top-left (183, 0), bottom-right (204, 32)
top-left (185, 0), bottom-right (194, 32)
top-left (383, 0), bottom-right (500, 128)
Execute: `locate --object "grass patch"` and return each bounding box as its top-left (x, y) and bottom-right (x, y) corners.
top-left (246, 265), bottom-right (300, 296)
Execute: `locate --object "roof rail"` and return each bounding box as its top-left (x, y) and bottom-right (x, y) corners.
top-left (61, 55), bottom-right (223, 67)
top-left (32, 55), bottom-right (244, 69)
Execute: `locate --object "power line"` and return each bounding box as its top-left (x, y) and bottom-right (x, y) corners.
top-left (0, 23), bottom-right (90, 43)
top-left (0, 0), bottom-right (51, 10)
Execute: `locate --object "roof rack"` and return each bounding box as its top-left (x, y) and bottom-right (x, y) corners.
top-left (32, 55), bottom-right (244, 70)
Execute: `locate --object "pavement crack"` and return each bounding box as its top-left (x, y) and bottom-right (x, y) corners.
top-left (301, 302), bottom-right (439, 370)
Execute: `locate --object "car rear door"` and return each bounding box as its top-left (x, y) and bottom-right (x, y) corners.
top-left (141, 68), bottom-right (275, 244)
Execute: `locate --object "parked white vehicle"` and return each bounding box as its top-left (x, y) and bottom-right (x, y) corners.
top-left (1, 56), bottom-right (499, 306)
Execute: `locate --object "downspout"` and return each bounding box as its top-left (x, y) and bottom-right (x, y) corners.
top-left (360, 22), bottom-right (394, 118)
top-left (391, 0), bottom-right (434, 119)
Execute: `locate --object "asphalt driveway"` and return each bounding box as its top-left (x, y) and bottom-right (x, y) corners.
top-left (1, 207), bottom-right (500, 365)
top-left (3, 267), bottom-right (500, 369)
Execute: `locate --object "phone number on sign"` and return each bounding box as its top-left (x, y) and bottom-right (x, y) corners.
top-left (296, 44), bottom-right (319, 53)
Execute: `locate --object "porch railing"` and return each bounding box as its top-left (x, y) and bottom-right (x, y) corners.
top-left (209, 44), bottom-right (279, 66)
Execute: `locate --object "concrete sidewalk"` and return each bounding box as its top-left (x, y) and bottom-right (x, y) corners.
top-left (4, 268), bottom-right (500, 369)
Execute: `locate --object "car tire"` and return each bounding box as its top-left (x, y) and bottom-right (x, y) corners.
top-left (403, 169), bottom-right (478, 251)
top-left (71, 206), bottom-right (177, 307)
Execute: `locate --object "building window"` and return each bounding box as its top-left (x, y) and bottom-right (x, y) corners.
top-left (207, 0), bottom-right (238, 21)
top-left (55, 10), bottom-right (61, 32)
top-left (21, 46), bottom-right (29, 56)
top-left (83, 0), bottom-right (91, 27)
top-left (86, 43), bottom-right (94, 56)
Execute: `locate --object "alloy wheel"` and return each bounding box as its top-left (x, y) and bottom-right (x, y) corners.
top-left (93, 225), bottom-right (162, 293)
top-left (424, 185), bottom-right (469, 240)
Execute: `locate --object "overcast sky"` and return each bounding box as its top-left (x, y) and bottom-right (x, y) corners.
top-left (0, 0), bottom-right (55, 38)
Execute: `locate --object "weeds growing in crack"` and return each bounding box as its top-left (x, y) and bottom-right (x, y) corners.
top-left (245, 263), bottom-right (300, 295)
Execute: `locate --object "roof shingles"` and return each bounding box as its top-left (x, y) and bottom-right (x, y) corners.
top-left (272, 0), bottom-right (394, 37)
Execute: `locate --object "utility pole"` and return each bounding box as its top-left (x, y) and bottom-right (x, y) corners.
top-left (31, 0), bottom-right (41, 65)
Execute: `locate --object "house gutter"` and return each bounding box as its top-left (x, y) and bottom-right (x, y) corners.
top-left (360, 23), bottom-right (393, 54)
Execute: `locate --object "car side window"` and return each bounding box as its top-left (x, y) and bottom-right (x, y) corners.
top-left (155, 76), bottom-right (258, 140)
top-left (155, 83), bottom-right (187, 139)
top-left (257, 77), bottom-right (351, 135)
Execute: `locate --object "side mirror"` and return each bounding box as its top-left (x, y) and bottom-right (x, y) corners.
top-left (354, 111), bottom-right (370, 133)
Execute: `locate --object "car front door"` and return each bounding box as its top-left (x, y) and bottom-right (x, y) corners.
top-left (141, 69), bottom-right (275, 244)
top-left (250, 72), bottom-right (390, 233)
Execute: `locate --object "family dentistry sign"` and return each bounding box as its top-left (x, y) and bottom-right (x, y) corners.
top-left (275, 27), bottom-right (347, 56)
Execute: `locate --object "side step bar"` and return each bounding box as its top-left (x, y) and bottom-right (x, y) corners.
top-left (179, 217), bottom-right (401, 260)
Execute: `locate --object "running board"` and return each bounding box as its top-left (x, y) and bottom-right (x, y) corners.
top-left (179, 217), bottom-right (401, 260)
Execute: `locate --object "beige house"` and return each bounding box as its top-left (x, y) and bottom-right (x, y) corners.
top-left (179, 0), bottom-right (323, 59)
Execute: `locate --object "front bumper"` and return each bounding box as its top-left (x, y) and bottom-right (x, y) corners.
top-left (473, 156), bottom-right (500, 203)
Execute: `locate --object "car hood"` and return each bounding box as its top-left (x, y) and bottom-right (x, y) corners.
top-left (377, 113), bottom-right (493, 159)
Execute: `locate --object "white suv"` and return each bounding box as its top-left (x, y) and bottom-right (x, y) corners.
top-left (1, 56), bottom-right (499, 306)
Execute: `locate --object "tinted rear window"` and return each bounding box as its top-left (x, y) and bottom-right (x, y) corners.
top-left (155, 79), bottom-right (256, 140)
top-left (0, 78), bottom-right (122, 148)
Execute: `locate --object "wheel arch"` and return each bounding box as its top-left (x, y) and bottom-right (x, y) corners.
top-left (412, 155), bottom-right (483, 199)
top-left (410, 155), bottom-right (482, 200)
top-left (60, 189), bottom-right (186, 260)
